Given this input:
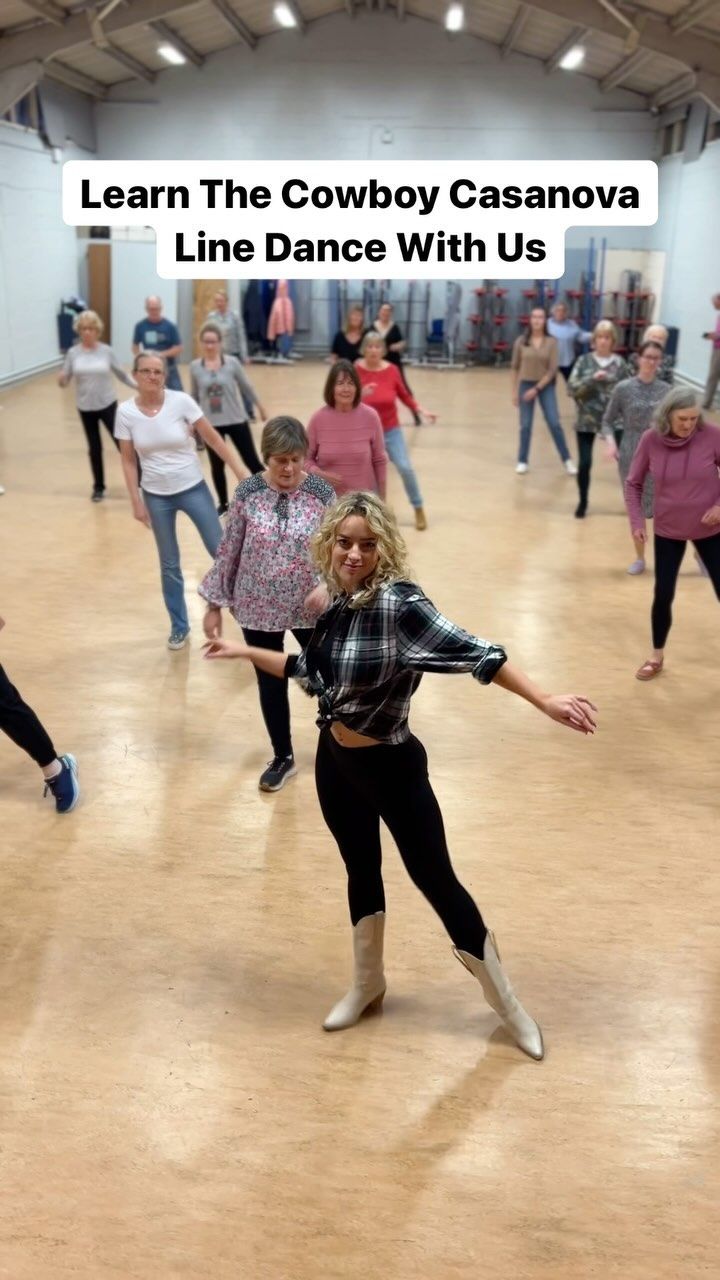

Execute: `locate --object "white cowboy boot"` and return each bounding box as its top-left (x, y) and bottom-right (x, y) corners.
top-left (323, 911), bottom-right (386, 1031)
top-left (453, 930), bottom-right (544, 1060)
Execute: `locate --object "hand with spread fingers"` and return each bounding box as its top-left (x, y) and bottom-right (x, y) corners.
top-left (202, 638), bottom-right (249, 660)
top-left (543, 695), bottom-right (598, 735)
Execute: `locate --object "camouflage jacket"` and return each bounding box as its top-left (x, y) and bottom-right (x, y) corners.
top-left (568, 353), bottom-right (631, 434)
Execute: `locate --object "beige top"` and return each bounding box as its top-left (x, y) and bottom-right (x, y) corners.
top-left (511, 335), bottom-right (559, 385)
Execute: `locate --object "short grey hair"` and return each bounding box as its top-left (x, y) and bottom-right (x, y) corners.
top-left (360, 331), bottom-right (385, 356)
top-left (261, 415), bottom-right (308, 461)
top-left (133, 350), bottom-right (167, 375)
top-left (653, 386), bottom-right (701, 436)
top-left (642, 323), bottom-right (668, 346)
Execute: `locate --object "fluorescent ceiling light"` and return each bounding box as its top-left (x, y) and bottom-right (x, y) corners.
top-left (274, 3), bottom-right (297, 27)
top-left (445, 4), bottom-right (464, 31)
top-left (158, 43), bottom-right (186, 65)
top-left (559, 46), bottom-right (585, 71)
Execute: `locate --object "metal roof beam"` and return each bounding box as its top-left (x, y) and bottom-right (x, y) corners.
top-left (43, 60), bottom-right (108, 99)
top-left (149, 19), bottom-right (204, 65)
top-left (545, 26), bottom-right (590, 73)
top-left (524, 0), bottom-right (720, 74)
top-left (600, 47), bottom-right (650, 90)
top-left (208, 0), bottom-right (257, 49)
top-left (0, 0), bottom-right (203, 72)
top-left (501, 4), bottom-right (529, 58)
top-left (0, 60), bottom-right (42, 114)
top-left (670, 2), bottom-right (720, 35)
top-left (99, 44), bottom-right (156, 82)
top-left (19, 0), bottom-right (66, 23)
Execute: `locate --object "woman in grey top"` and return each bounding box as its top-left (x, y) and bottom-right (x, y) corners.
top-left (190, 323), bottom-right (268, 514)
top-left (58, 309), bottom-right (135, 501)
top-left (601, 340), bottom-right (667, 574)
top-left (206, 289), bottom-right (254, 421)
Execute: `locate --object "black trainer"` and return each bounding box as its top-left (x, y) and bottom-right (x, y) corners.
top-left (259, 755), bottom-right (297, 792)
top-left (91, 487), bottom-right (105, 502)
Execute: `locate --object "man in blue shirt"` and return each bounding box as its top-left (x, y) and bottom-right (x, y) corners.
top-left (132, 296), bottom-right (183, 391)
top-left (548, 301), bottom-right (590, 383)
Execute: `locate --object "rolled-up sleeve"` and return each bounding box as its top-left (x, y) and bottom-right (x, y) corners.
top-left (396, 594), bottom-right (507, 683)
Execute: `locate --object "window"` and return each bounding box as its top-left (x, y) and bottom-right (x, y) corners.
top-left (661, 118), bottom-right (687, 156)
top-left (2, 87), bottom-right (41, 131)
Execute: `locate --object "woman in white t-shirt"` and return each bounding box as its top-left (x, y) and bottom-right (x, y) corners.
top-left (115, 352), bottom-right (246, 649)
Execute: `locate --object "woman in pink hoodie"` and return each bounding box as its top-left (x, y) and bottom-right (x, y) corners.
top-left (625, 388), bottom-right (720, 680)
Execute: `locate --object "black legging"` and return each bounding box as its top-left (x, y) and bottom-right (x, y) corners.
top-left (209, 423), bottom-right (263, 507)
top-left (0, 663), bottom-right (56, 767)
top-left (652, 532), bottom-right (720, 648)
top-left (315, 728), bottom-right (487, 955)
top-left (242, 626), bottom-right (314, 759)
top-left (576, 429), bottom-right (623, 507)
top-left (79, 402), bottom-right (120, 491)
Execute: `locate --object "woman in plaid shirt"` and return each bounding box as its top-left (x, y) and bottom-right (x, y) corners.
top-left (204, 493), bottom-right (597, 1059)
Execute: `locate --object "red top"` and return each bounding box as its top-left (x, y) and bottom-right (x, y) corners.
top-left (355, 362), bottom-right (419, 431)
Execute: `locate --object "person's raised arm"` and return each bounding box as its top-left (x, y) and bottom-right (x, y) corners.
top-left (233, 359), bottom-right (267, 420)
top-left (193, 414), bottom-right (246, 482)
top-left (119, 439), bottom-right (149, 526)
top-left (624, 432), bottom-right (651, 543)
top-left (370, 411), bottom-right (388, 500)
top-left (57, 349), bottom-right (73, 388)
top-left (491, 662), bottom-right (597, 735)
top-left (109, 349), bottom-right (137, 389)
top-left (600, 383), bottom-right (624, 457)
top-left (203, 638), bottom-right (289, 677)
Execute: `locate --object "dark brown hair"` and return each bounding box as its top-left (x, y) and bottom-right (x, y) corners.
top-left (324, 359), bottom-right (362, 409)
top-left (523, 307), bottom-right (548, 346)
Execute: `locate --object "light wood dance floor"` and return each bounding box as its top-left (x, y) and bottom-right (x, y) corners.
top-left (0, 361), bottom-right (718, 1279)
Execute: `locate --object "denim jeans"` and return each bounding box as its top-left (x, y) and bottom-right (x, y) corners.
top-left (143, 480), bottom-right (223, 634)
top-left (384, 426), bottom-right (423, 508)
top-left (518, 380), bottom-right (571, 464)
top-left (164, 363), bottom-right (183, 392)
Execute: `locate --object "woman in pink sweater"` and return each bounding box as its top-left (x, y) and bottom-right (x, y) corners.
top-left (625, 387), bottom-right (720, 680)
top-left (355, 332), bottom-right (436, 530)
top-left (307, 362), bottom-right (387, 498)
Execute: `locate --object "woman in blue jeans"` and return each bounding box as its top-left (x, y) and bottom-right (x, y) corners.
top-left (511, 308), bottom-right (576, 476)
top-left (115, 353), bottom-right (246, 649)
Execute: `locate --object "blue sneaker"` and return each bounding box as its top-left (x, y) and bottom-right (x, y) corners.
top-left (44, 753), bottom-right (79, 813)
top-left (167, 629), bottom-right (190, 650)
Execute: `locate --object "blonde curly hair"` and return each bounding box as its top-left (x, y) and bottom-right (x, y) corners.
top-left (311, 491), bottom-right (409, 608)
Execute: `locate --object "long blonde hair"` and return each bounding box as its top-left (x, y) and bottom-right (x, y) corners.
top-left (312, 492), bottom-right (409, 608)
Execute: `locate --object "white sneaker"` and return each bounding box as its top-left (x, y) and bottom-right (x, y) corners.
top-left (0, 483), bottom-right (5, 495)
top-left (564, 460), bottom-right (578, 475)
top-left (515, 462), bottom-right (528, 474)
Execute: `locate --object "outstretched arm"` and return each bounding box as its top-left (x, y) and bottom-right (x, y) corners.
top-left (492, 662), bottom-right (597, 735)
top-left (203, 639), bottom-right (287, 677)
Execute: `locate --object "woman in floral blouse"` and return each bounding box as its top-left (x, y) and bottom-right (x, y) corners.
top-left (203, 491), bottom-right (598, 1059)
top-left (199, 416), bottom-right (334, 792)
top-left (568, 321), bottom-right (629, 519)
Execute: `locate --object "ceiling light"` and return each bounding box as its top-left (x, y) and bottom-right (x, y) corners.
top-left (274, 3), bottom-right (297, 27)
top-left (445, 4), bottom-right (464, 31)
top-left (559, 46), bottom-right (585, 71)
top-left (158, 43), bottom-right (186, 65)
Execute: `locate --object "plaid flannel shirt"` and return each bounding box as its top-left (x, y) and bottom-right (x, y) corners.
top-left (285, 580), bottom-right (507, 744)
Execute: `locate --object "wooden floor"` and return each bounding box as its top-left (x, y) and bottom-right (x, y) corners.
top-left (0, 361), bottom-right (718, 1279)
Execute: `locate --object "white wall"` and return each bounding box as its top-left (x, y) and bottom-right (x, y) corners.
top-left (98, 13), bottom-right (656, 169)
top-left (110, 239), bottom-right (178, 362)
top-left (646, 141), bottom-right (720, 387)
top-left (0, 126), bottom-right (84, 382)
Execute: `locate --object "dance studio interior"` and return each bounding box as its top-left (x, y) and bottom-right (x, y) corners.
top-left (1, 2), bottom-right (719, 1277)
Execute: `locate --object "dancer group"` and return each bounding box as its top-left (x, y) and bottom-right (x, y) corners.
top-left (5, 290), bottom-right (718, 1063)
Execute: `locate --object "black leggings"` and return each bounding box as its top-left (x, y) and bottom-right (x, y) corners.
top-left (242, 627), bottom-right (314, 759)
top-left (79, 402), bottom-right (120, 491)
top-left (209, 423), bottom-right (263, 506)
top-left (652, 532), bottom-right (720, 648)
top-left (315, 728), bottom-right (487, 954)
top-left (576, 429), bottom-right (623, 507)
top-left (0, 663), bottom-right (56, 767)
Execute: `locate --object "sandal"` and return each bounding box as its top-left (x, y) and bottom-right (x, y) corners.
top-left (635, 658), bottom-right (663, 682)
